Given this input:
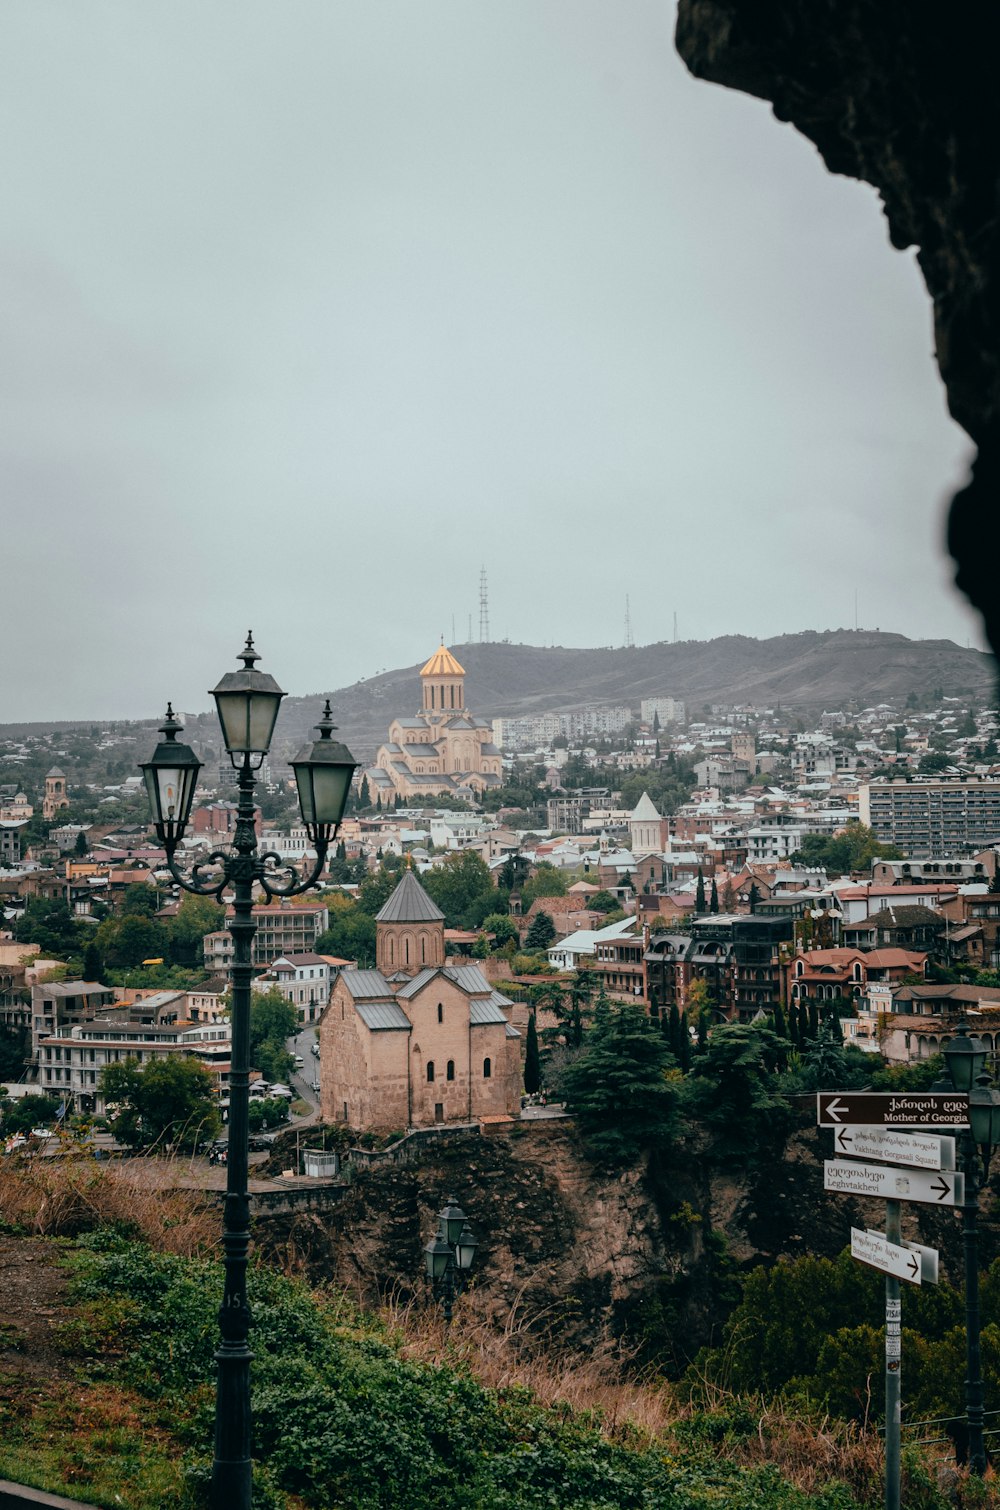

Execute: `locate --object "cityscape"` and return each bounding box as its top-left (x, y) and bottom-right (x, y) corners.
top-left (2, 2), bottom-right (997, 1509)
top-left (1, 627), bottom-right (1000, 1502)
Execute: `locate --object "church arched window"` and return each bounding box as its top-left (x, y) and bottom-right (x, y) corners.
top-left (405, 937), bottom-right (410, 964)
top-left (437, 1002), bottom-right (443, 1023)
top-left (427, 1062), bottom-right (435, 1083)
top-left (483, 1058), bottom-right (491, 1079)
top-left (446, 1060), bottom-right (455, 1081)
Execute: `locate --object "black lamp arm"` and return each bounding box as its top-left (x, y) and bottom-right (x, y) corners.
top-left (257, 843), bottom-right (329, 900)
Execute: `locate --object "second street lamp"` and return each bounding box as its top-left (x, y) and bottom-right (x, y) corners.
top-left (140, 633), bottom-right (356, 1510)
top-left (424, 1196), bottom-right (479, 1326)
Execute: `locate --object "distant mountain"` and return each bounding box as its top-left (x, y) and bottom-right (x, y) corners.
top-left (271, 630), bottom-right (996, 763)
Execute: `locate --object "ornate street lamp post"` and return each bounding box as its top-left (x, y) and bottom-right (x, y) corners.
top-left (938, 1025), bottom-right (1000, 1475)
top-left (140, 634), bottom-right (356, 1509)
top-left (423, 1195), bottom-right (479, 1326)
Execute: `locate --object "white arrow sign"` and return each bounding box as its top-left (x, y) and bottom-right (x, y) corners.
top-left (851, 1227), bottom-right (922, 1284)
top-left (824, 1159), bottom-right (965, 1207)
top-left (867, 1231), bottom-right (940, 1285)
top-left (833, 1126), bottom-right (956, 1171)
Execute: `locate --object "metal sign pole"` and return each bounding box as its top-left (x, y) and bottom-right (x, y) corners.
top-left (885, 1199), bottom-right (901, 1510)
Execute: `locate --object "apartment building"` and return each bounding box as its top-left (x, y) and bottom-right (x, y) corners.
top-left (38, 1019), bottom-right (232, 1116)
top-left (860, 778), bottom-right (1000, 857)
top-left (203, 899), bottom-right (330, 975)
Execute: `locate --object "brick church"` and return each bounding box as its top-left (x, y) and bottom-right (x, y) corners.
top-left (318, 868), bottom-right (522, 1132)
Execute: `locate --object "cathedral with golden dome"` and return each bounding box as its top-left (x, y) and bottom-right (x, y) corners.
top-left (365, 644), bottom-right (503, 804)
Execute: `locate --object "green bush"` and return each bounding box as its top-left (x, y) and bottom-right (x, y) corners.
top-left (62, 1232), bottom-right (876, 1509)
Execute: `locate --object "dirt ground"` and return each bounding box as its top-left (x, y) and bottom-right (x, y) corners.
top-left (0, 1233), bottom-right (74, 1387)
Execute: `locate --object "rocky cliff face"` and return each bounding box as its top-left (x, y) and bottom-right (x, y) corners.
top-left (674, 3), bottom-right (1000, 660)
top-left (255, 1116), bottom-right (1000, 1370)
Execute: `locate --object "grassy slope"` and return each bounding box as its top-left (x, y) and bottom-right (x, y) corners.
top-left (0, 1228), bottom-right (887, 1510)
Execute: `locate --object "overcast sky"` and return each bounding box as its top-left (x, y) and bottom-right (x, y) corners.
top-left (2, 1), bottom-right (978, 722)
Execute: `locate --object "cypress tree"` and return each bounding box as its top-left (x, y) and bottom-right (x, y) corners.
top-left (772, 999), bottom-right (787, 1040)
top-left (523, 1011), bottom-right (542, 1095)
top-left (808, 999), bottom-right (820, 1041)
top-left (695, 870), bottom-right (706, 914)
top-left (678, 1010), bottom-right (692, 1072)
top-left (358, 775), bottom-right (371, 810)
top-left (787, 1000), bottom-right (799, 1047)
top-left (83, 942), bottom-right (103, 982)
top-left (668, 1001), bottom-right (682, 1059)
top-left (709, 878), bottom-right (719, 914)
top-left (748, 882), bottom-right (760, 914)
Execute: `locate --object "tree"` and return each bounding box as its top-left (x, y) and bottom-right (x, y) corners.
top-left (100, 1057), bottom-right (220, 1151)
top-left (13, 898), bottom-right (83, 959)
top-left (520, 863), bottom-right (569, 910)
top-left (95, 912), bottom-right (170, 969)
top-left (82, 942), bottom-right (103, 982)
top-left (246, 987), bottom-right (298, 1084)
top-left (709, 878), bottom-right (719, 914)
top-left (524, 911), bottom-right (557, 952)
top-left (523, 1011), bottom-right (542, 1094)
top-left (694, 870), bottom-right (706, 914)
top-left (1, 1093), bottom-right (60, 1134)
top-left (481, 914), bottom-right (519, 949)
top-left (589, 890), bottom-right (620, 914)
top-left (748, 882), bottom-right (760, 914)
top-left (560, 999), bottom-right (678, 1166)
top-left (73, 829), bottom-right (89, 856)
top-left (358, 775), bottom-right (371, 811)
top-left (792, 821), bottom-right (902, 875)
top-left (422, 850), bottom-right (495, 928)
top-left (684, 1022), bottom-right (793, 1168)
top-left (167, 893), bottom-right (225, 967)
top-left (121, 883), bottom-right (160, 917)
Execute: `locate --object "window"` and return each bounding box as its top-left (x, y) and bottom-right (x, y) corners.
top-left (446, 1060), bottom-right (455, 1081)
top-left (437, 1003), bottom-right (443, 1023)
top-left (427, 1062), bottom-right (435, 1083)
top-left (483, 1057), bottom-right (491, 1078)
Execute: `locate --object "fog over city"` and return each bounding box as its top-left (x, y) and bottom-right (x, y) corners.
top-left (2, 1), bottom-right (978, 721)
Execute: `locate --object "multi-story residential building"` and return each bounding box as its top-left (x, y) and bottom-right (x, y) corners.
top-left (493, 714), bottom-right (563, 750)
top-left (860, 777), bottom-right (1000, 856)
top-left (30, 981), bottom-right (116, 1061)
top-left (591, 928), bottom-right (645, 1000)
top-left (546, 790), bottom-right (611, 834)
top-left (640, 698), bottom-right (686, 726)
top-left (0, 821), bottom-right (25, 865)
top-left (38, 1019), bottom-right (232, 1116)
top-left (255, 952), bottom-right (349, 1023)
top-left (203, 900), bottom-right (330, 975)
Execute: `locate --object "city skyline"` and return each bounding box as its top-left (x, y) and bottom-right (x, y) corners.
top-left (2, 1), bottom-right (979, 721)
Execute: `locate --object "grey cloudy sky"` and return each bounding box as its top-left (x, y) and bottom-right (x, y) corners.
top-left (2, 1), bottom-right (977, 722)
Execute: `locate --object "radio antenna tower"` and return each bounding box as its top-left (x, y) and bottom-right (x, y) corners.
top-left (479, 565), bottom-right (490, 643)
top-left (624, 595), bottom-right (634, 649)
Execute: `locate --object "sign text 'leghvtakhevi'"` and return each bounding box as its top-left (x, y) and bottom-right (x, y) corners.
top-left (817, 1092), bottom-right (969, 1128)
top-left (824, 1159), bottom-right (965, 1207)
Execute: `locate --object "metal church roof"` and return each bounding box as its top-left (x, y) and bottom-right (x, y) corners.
top-left (375, 869), bottom-right (445, 924)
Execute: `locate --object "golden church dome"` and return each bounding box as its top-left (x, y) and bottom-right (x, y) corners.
top-left (420, 643), bottom-right (465, 678)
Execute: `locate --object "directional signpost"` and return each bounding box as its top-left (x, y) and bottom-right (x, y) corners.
top-left (819, 1088), bottom-right (960, 1510)
top-left (817, 1091), bottom-right (969, 1127)
top-left (824, 1159), bottom-right (964, 1206)
top-left (851, 1228), bottom-right (922, 1285)
top-left (831, 1126), bottom-right (956, 1171)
